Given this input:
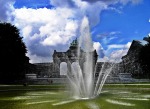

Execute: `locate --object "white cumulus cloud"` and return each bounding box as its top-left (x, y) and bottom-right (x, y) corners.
top-left (11, 7), bottom-right (78, 63)
top-left (93, 42), bottom-right (105, 57)
top-left (108, 42), bottom-right (131, 50)
top-left (0, 0), bottom-right (141, 63)
top-left (99, 42), bottom-right (131, 62)
top-left (109, 49), bottom-right (128, 62)
top-left (93, 42), bottom-right (102, 52)
top-left (109, 42), bottom-right (131, 62)
top-left (26, 51), bottom-right (51, 63)
top-left (108, 44), bottom-right (125, 49)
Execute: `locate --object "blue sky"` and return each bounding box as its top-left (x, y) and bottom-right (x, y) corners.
top-left (93, 1), bottom-right (150, 41)
top-left (0, 0), bottom-right (150, 63)
top-left (92, 0), bottom-right (150, 55)
top-left (14, 0), bottom-right (52, 8)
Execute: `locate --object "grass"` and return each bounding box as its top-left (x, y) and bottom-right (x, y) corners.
top-left (0, 84), bottom-right (149, 109)
top-left (103, 83), bottom-right (150, 89)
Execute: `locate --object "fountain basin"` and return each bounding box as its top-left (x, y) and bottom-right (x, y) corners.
top-left (0, 84), bottom-right (149, 109)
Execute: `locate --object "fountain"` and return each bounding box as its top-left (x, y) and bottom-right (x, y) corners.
top-left (66, 16), bottom-right (114, 99)
top-left (0, 17), bottom-right (149, 109)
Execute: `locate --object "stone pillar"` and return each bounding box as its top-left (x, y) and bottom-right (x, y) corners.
top-left (67, 61), bottom-right (72, 75)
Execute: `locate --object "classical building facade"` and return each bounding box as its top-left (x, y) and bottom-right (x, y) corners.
top-left (52, 38), bottom-right (98, 77)
top-left (31, 39), bottom-right (98, 77)
top-left (30, 37), bottom-right (149, 78)
top-left (26, 36), bottom-right (150, 84)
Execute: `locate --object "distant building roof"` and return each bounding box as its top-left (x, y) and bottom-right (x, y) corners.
top-left (70, 38), bottom-right (78, 47)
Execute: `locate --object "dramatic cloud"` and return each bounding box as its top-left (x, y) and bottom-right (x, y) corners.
top-left (107, 42), bottom-right (131, 49)
top-left (26, 51), bottom-right (51, 63)
top-left (109, 49), bottom-right (128, 62)
top-left (12, 7), bottom-right (78, 63)
top-left (0, 0), bottom-right (142, 63)
top-left (11, 0), bottom-right (110, 63)
top-left (107, 42), bottom-right (131, 62)
top-left (0, 0), bottom-right (15, 21)
top-left (108, 44), bottom-right (125, 49)
top-left (50, 0), bottom-right (141, 27)
top-left (82, 0), bottom-right (142, 5)
top-left (50, 0), bottom-right (77, 8)
top-left (98, 42), bottom-right (131, 62)
top-left (51, 0), bottom-right (107, 27)
top-left (97, 31), bottom-right (121, 44)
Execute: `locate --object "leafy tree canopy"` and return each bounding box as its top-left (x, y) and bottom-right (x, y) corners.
top-left (0, 22), bottom-right (29, 83)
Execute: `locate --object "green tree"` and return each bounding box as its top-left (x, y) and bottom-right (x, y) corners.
top-left (0, 22), bottom-right (29, 83)
top-left (139, 36), bottom-right (150, 79)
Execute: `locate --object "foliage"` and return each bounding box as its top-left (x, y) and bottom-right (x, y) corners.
top-left (0, 22), bottom-right (29, 83)
top-left (139, 36), bottom-right (150, 79)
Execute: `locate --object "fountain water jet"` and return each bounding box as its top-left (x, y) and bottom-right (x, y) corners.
top-left (66, 16), bottom-right (114, 99)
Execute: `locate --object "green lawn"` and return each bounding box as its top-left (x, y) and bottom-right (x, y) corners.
top-left (0, 84), bottom-right (149, 109)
